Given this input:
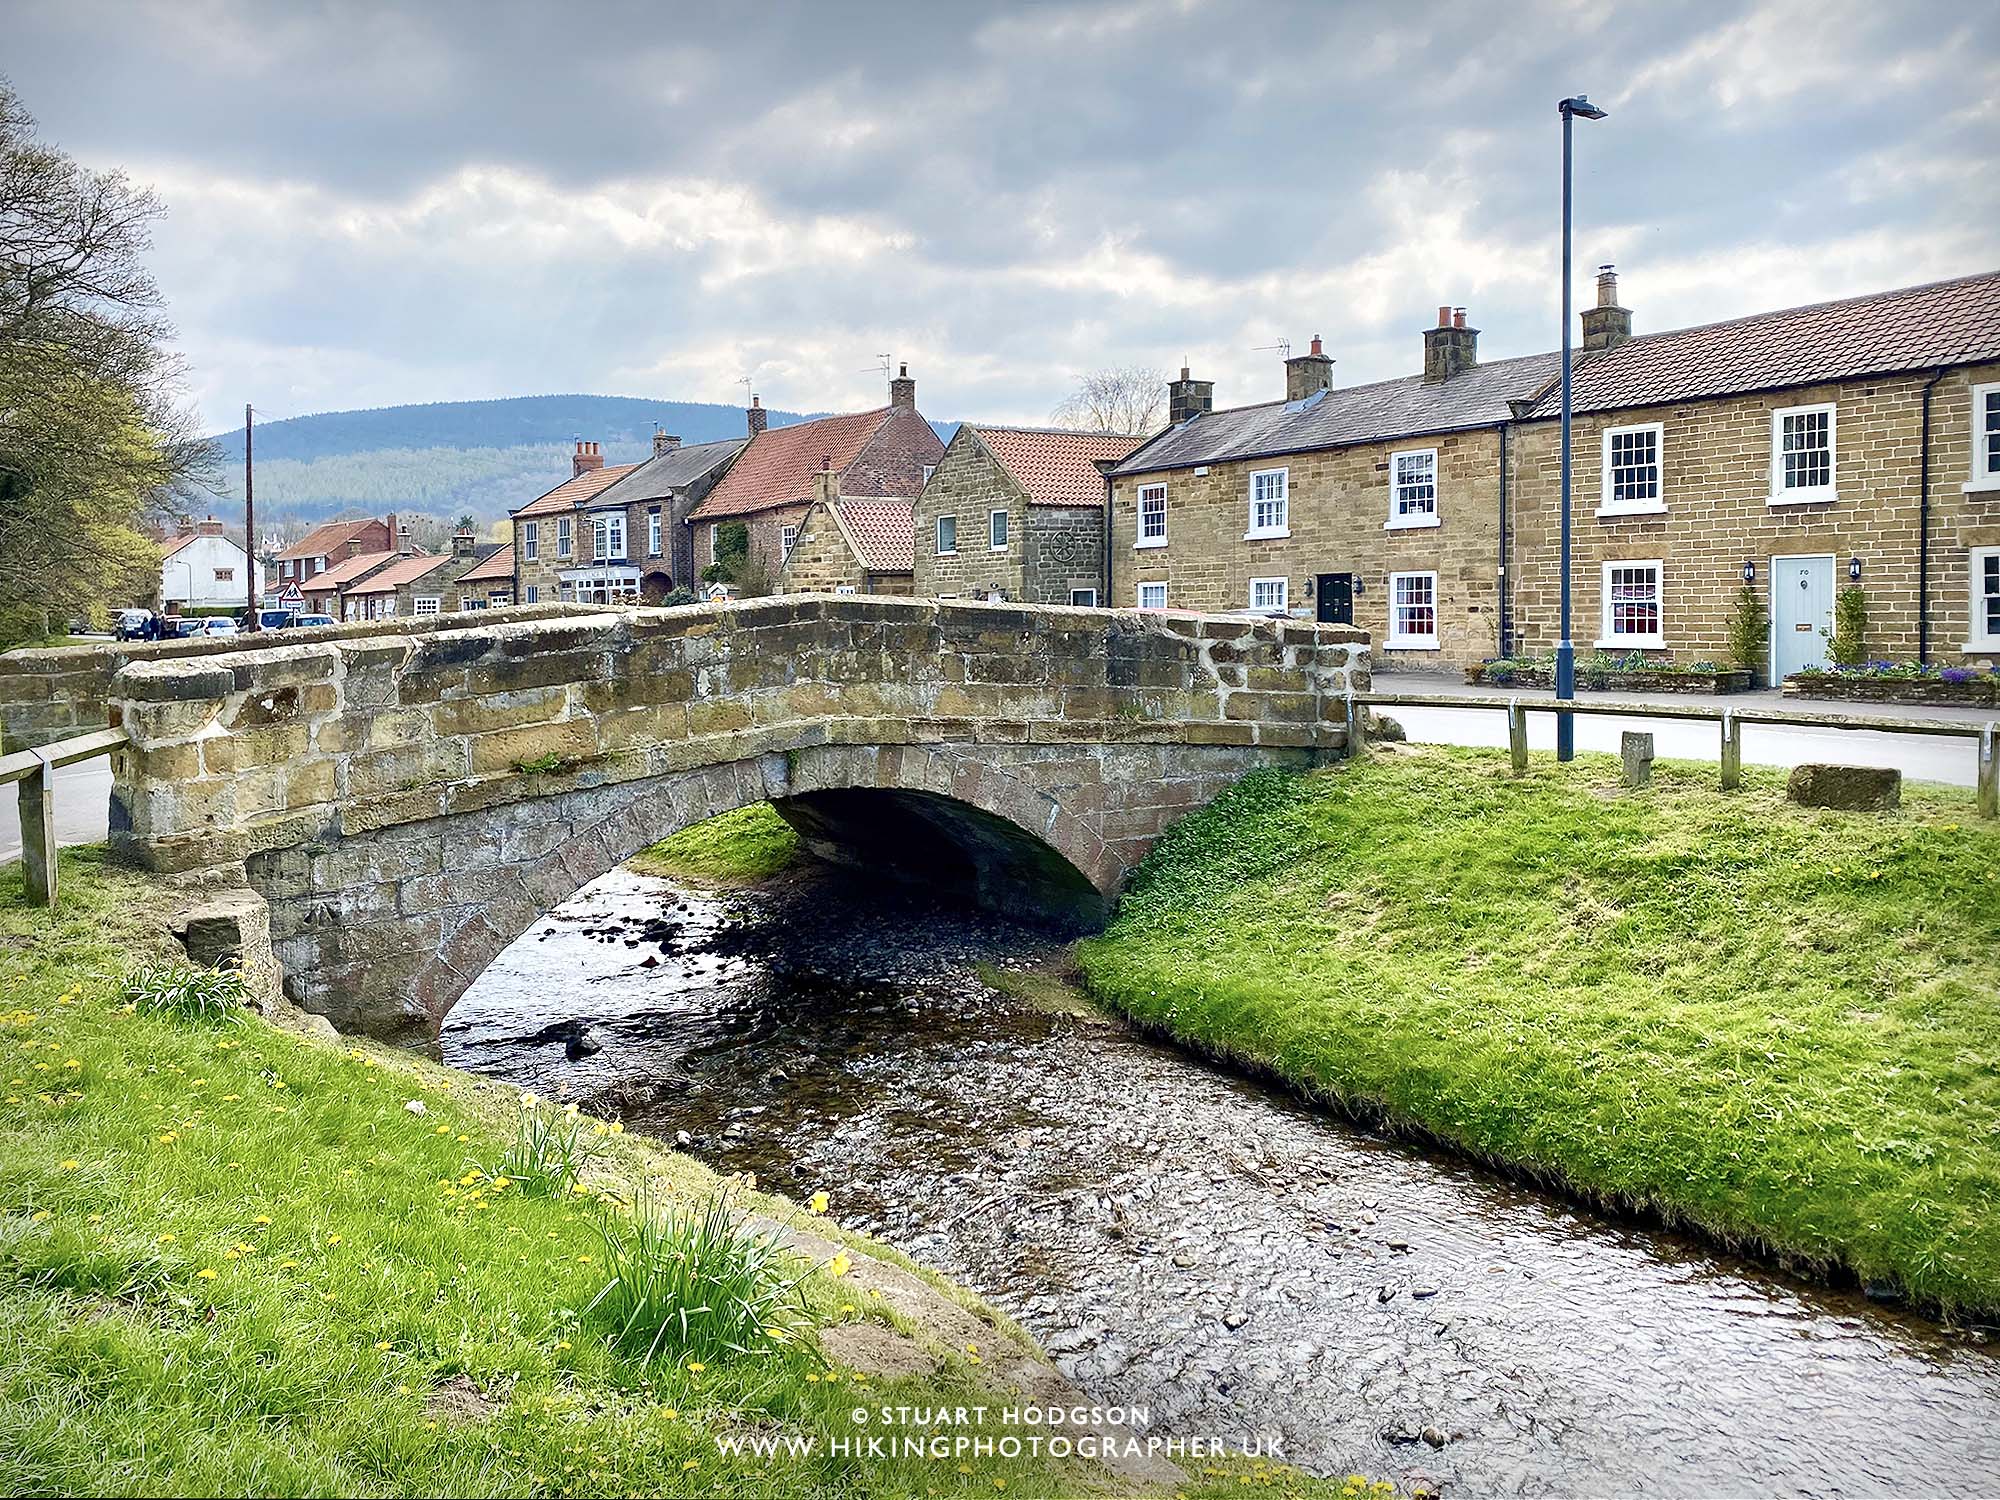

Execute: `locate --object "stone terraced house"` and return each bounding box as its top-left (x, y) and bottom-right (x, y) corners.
top-left (509, 443), bottom-right (640, 605)
top-left (273, 514), bottom-right (400, 587)
top-left (778, 461), bottom-right (918, 595)
top-left (687, 365), bottom-right (943, 585)
top-left (1108, 269), bottom-right (2000, 675)
top-left (914, 426), bottom-right (1143, 605)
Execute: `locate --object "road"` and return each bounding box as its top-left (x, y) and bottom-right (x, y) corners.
top-left (1, 682), bottom-right (1991, 866)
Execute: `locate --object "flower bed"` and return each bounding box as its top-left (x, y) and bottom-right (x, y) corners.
top-left (1467, 654), bottom-right (1754, 694)
top-left (1784, 662), bottom-right (2000, 707)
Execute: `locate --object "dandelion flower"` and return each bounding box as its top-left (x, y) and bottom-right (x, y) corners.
top-left (196, 1268), bottom-right (218, 1280)
top-left (829, 1253), bottom-right (852, 1278)
top-left (809, 1190), bottom-right (830, 1215)
top-left (686, 1361), bottom-right (705, 1374)
top-left (59, 1159), bottom-right (79, 1170)
top-left (374, 1340), bottom-right (392, 1352)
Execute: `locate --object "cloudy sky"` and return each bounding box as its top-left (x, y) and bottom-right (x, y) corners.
top-left (10, 0), bottom-right (1999, 434)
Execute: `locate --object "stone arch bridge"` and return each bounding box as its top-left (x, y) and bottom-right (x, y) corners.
top-left (99, 597), bottom-right (1367, 1042)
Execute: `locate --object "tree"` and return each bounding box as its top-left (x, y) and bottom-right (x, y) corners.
top-left (0, 80), bottom-right (212, 644)
top-left (1049, 366), bottom-right (1167, 437)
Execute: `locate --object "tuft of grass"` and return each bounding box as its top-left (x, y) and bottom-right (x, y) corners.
top-left (120, 961), bottom-right (247, 1025)
top-left (587, 1185), bottom-right (809, 1365)
top-left (628, 802), bottom-right (800, 887)
top-left (1077, 745), bottom-right (2000, 1314)
top-left (495, 1091), bottom-right (610, 1198)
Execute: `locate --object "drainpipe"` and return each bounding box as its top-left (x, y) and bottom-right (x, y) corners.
top-left (1917, 365), bottom-right (1947, 665)
top-left (1496, 422), bottom-right (1512, 658)
top-left (1102, 468), bottom-right (1114, 608)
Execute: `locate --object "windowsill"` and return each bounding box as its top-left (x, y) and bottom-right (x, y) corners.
top-left (989, 545), bottom-right (1008, 553)
top-left (937, 550), bottom-right (958, 557)
top-left (1595, 636), bottom-right (1666, 650)
top-left (1133, 537), bottom-right (1168, 550)
top-left (1596, 502), bottom-right (1668, 519)
top-left (1767, 490), bottom-right (1834, 508)
top-left (1384, 514), bottom-right (1441, 531)
top-left (1243, 527), bottom-right (1291, 541)
top-left (1963, 478), bottom-right (2000, 495)
top-left (1385, 636), bottom-right (1439, 651)
top-left (1962, 641), bottom-right (2000, 654)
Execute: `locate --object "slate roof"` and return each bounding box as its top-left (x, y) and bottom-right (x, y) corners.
top-left (512, 463), bottom-right (640, 520)
top-left (278, 517), bottom-right (384, 562)
top-left (971, 426), bottom-right (1144, 507)
top-left (302, 549), bottom-right (401, 590)
top-left (689, 408), bottom-right (894, 521)
top-left (1112, 352), bottom-right (1561, 479)
top-left (1521, 269), bottom-right (2000, 418)
top-left (455, 543), bottom-right (514, 584)
top-left (343, 554), bottom-right (458, 596)
top-left (835, 498), bottom-right (916, 572)
top-left (589, 438), bottom-right (747, 506)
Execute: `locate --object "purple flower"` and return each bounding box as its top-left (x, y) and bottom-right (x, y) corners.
top-left (1941, 668), bottom-right (1972, 684)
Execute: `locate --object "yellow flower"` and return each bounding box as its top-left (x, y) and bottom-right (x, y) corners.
top-left (374, 1340), bottom-right (392, 1351)
top-left (327, 1234), bottom-right (343, 1245)
top-left (196, 1268), bottom-right (218, 1280)
top-left (663, 1407), bottom-right (678, 1420)
top-left (157, 1233), bottom-right (175, 1244)
top-left (607, 1121), bottom-right (622, 1134)
top-left (686, 1361), bottom-right (705, 1374)
top-left (829, 1253), bottom-right (851, 1278)
top-left (253, 1215), bottom-right (271, 1226)
top-left (809, 1190), bottom-right (829, 1215)
top-left (554, 1340), bottom-right (572, 1352)
top-left (30, 1209), bottom-right (50, 1223)
top-left (682, 1460), bottom-right (699, 1472)
top-left (519, 1092), bottom-right (538, 1110)
top-left (59, 1159), bottom-right (79, 1170)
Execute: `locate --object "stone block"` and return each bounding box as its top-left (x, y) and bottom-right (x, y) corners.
top-left (1620, 731), bottom-right (1655, 788)
top-left (466, 718), bottom-right (596, 774)
top-left (431, 686), bottom-right (569, 738)
top-left (1786, 763), bottom-right (1901, 811)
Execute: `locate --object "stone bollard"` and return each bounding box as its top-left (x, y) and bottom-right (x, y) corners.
top-left (1787, 763), bottom-right (1901, 811)
top-left (1620, 731), bottom-right (1655, 789)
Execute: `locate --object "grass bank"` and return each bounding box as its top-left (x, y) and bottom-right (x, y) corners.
top-left (0, 848), bottom-right (1343, 1498)
top-left (1077, 746), bottom-right (2000, 1315)
top-left (628, 802), bottom-right (800, 887)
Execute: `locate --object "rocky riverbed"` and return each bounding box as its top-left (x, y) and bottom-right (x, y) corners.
top-left (444, 864), bottom-right (2000, 1496)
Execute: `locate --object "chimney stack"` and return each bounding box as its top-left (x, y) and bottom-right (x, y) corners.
top-left (1168, 364), bottom-right (1214, 425)
top-left (451, 525), bottom-right (476, 559)
top-left (1285, 334), bottom-right (1335, 401)
top-left (196, 515), bottom-right (226, 537)
top-left (572, 439), bottom-right (604, 477)
top-left (1581, 263), bottom-right (1633, 350)
top-left (398, 523), bottom-right (414, 556)
top-left (1422, 304), bottom-right (1479, 383)
top-left (653, 428), bottom-right (681, 457)
top-left (813, 453), bottom-right (838, 505)
top-left (889, 361), bottom-right (916, 409)
top-left (747, 394), bottom-right (768, 435)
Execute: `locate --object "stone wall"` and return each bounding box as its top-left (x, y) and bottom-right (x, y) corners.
top-left (778, 499), bottom-right (867, 593)
top-left (0, 601), bottom-right (590, 751)
top-left (102, 596), bottom-right (1368, 1040)
top-left (915, 435), bottom-right (1027, 599)
top-left (1025, 506), bottom-right (1107, 605)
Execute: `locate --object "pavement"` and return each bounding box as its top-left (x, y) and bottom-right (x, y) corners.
top-left (1371, 673), bottom-right (1996, 788)
top-left (1, 675), bottom-right (1991, 866)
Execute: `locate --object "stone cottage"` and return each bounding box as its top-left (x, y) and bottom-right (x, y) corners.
top-left (509, 443), bottom-right (640, 605)
top-left (777, 461), bottom-right (916, 594)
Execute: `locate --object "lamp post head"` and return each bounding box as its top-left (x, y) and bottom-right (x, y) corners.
top-left (1560, 95), bottom-right (1609, 121)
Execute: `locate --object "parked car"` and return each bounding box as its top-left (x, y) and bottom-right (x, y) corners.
top-left (113, 608), bottom-right (153, 640)
top-left (255, 608), bottom-right (297, 631)
top-left (200, 617), bottom-right (238, 636)
top-left (286, 613), bottom-right (337, 630)
top-left (167, 617), bottom-right (205, 637)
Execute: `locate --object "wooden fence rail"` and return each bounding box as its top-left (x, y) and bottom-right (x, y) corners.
top-left (1348, 691), bottom-right (1999, 818)
top-left (0, 727), bottom-right (128, 908)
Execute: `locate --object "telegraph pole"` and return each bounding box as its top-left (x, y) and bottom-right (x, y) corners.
top-left (244, 403), bottom-right (258, 631)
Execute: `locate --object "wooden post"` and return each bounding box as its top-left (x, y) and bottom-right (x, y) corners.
top-left (1507, 698), bottom-right (1528, 776)
top-left (1720, 710), bottom-right (1741, 791)
top-left (1980, 724), bottom-right (1997, 820)
top-left (1344, 689), bottom-right (1366, 759)
top-left (19, 750), bottom-right (56, 908)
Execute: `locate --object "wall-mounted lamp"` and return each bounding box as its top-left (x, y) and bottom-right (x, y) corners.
top-left (1303, 576), bottom-right (1314, 598)
top-left (1353, 576), bottom-right (1366, 596)
top-left (1848, 555), bottom-right (1863, 582)
top-left (1742, 561), bottom-right (1756, 583)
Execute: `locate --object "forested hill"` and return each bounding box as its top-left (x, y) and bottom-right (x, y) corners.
top-left (199, 394), bottom-right (821, 535)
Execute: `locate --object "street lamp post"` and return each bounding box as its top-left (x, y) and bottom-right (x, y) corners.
top-left (1556, 94), bottom-right (1607, 762)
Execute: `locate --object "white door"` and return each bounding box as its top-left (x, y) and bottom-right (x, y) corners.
top-left (1771, 554), bottom-right (1835, 680)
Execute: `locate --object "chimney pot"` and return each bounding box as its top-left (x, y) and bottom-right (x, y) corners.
top-left (1581, 264), bottom-right (1634, 350)
top-left (1284, 333), bottom-right (1336, 401)
top-left (572, 439), bottom-right (605, 476)
top-left (747, 394), bottom-right (768, 435)
top-left (889, 363), bottom-right (916, 409)
top-left (1423, 306), bottom-right (1479, 383)
top-left (1437, 305), bottom-right (1452, 328)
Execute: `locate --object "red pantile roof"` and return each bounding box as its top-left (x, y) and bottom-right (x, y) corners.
top-left (1526, 269), bottom-right (2000, 418)
top-left (512, 464), bottom-right (640, 519)
top-left (343, 554), bottom-right (457, 596)
top-left (972, 426), bottom-right (1144, 507)
top-left (278, 517), bottom-right (385, 562)
top-left (835, 498), bottom-right (915, 572)
top-left (158, 532), bottom-right (201, 561)
top-left (689, 409), bottom-right (894, 522)
top-left (303, 549), bottom-right (400, 590)
top-left (456, 543), bottom-right (514, 583)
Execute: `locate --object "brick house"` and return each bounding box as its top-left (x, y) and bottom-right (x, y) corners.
top-left (273, 514), bottom-right (399, 587)
top-left (578, 430), bottom-right (746, 600)
top-left (300, 548), bottom-right (401, 618)
top-left (338, 528), bottom-right (507, 621)
top-left (687, 364), bottom-right (943, 585)
top-left (914, 426), bottom-right (1142, 604)
top-left (1110, 269), bottom-right (2000, 674)
top-left (778, 462), bottom-right (916, 594)
top-left (510, 443), bottom-right (640, 605)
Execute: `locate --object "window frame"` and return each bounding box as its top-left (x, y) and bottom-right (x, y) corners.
top-left (1385, 447), bottom-right (1441, 530)
top-left (524, 583), bottom-right (539, 603)
top-left (1967, 383), bottom-right (2000, 494)
top-left (593, 510), bottom-right (625, 561)
top-left (780, 523), bottom-right (799, 561)
top-left (1598, 422), bottom-right (1667, 517)
top-left (521, 521), bottom-right (538, 561)
top-left (1070, 588), bottom-right (1098, 607)
top-left (989, 508), bottom-right (1009, 551)
top-left (835, 583), bottom-right (858, 596)
top-left (1968, 546), bottom-right (2000, 651)
top-left (556, 516), bottom-right (573, 558)
top-left (412, 595), bottom-right (441, 617)
top-left (1245, 467), bottom-right (1290, 539)
top-left (936, 514), bottom-right (958, 555)
top-left (1769, 402), bottom-right (1837, 505)
top-left (647, 508), bottom-right (662, 556)
top-left (1249, 576), bottom-right (1289, 614)
top-left (1386, 570), bottom-right (1440, 650)
top-left (213, 567), bottom-right (235, 584)
top-left (1135, 483), bottom-right (1168, 548)
top-left (1595, 558), bottom-right (1666, 648)
top-left (1137, 581), bottom-right (1168, 611)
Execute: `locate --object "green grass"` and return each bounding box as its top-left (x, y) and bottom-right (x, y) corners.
top-left (1077, 746), bottom-right (2000, 1315)
top-left (629, 803), bottom-right (800, 887)
top-left (0, 848), bottom-right (1348, 1498)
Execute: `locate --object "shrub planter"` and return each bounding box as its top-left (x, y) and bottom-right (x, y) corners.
top-left (1467, 663), bottom-right (1755, 694)
top-left (1783, 672), bottom-right (2000, 708)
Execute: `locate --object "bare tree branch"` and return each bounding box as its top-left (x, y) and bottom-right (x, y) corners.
top-left (1049, 366), bottom-right (1166, 437)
